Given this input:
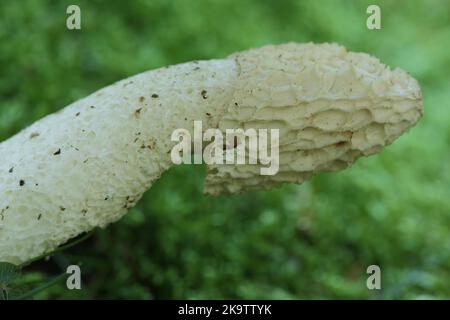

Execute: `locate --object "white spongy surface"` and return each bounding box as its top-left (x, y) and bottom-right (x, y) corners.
top-left (0, 43), bottom-right (422, 265)
top-left (204, 43), bottom-right (422, 194)
top-left (0, 59), bottom-right (237, 264)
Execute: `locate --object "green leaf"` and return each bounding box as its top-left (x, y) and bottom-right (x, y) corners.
top-left (14, 272), bottom-right (67, 300)
top-left (0, 262), bottom-right (21, 300)
top-left (0, 262), bottom-right (21, 286)
top-left (1, 288), bottom-right (9, 300)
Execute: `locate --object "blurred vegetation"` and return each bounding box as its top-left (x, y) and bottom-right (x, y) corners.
top-left (0, 0), bottom-right (449, 299)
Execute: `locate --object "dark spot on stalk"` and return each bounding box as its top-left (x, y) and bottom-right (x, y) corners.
top-left (151, 94), bottom-right (159, 98)
top-left (53, 149), bottom-right (61, 155)
top-left (19, 180), bottom-right (25, 186)
top-left (201, 90), bottom-right (208, 99)
top-left (37, 214), bottom-right (42, 220)
top-left (8, 167), bottom-right (13, 173)
top-left (75, 112), bottom-right (80, 117)
top-left (134, 108), bottom-right (142, 117)
top-left (60, 206), bottom-right (66, 211)
top-left (147, 140), bottom-right (156, 150)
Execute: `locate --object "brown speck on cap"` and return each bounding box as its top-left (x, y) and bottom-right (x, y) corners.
top-left (134, 108), bottom-right (142, 117)
top-left (151, 94), bottom-right (159, 98)
top-left (29, 132), bottom-right (40, 139)
top-left (123, 81), bottom-right (133, 88)
top-left (139, 96), bottom-right (145, 102)
top-left (206, 112), bottom-right (211, 116)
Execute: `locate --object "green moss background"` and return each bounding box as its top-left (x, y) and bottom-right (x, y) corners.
top-left (0, 0), bottom-right (449, 299)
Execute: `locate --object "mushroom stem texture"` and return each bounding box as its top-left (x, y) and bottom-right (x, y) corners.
top-left (0, 43), bottom-right (422, 265)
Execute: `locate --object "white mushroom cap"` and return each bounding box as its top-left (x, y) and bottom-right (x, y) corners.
top-left (205, 43), bottom-right (422, 194)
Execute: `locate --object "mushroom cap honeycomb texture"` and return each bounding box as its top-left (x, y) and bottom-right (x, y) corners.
top-left (204, 43), bottom-right (422, 194)
top-left (0, 43), bottom-right (422, 264)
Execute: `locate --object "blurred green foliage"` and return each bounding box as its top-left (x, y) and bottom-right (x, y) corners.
top-left (0, 0), bottom-right (449, 299)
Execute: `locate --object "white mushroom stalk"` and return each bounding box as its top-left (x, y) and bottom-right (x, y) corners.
top-left (0, 43), bottom-right (422, 265)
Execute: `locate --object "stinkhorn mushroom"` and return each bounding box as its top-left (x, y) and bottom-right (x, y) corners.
top-left (0, 43), bottom-right (422, 265)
